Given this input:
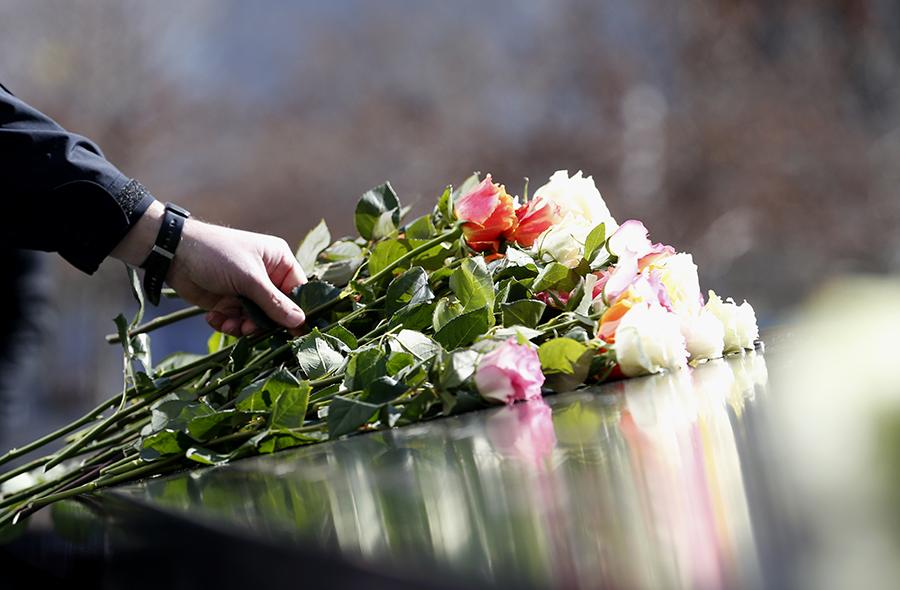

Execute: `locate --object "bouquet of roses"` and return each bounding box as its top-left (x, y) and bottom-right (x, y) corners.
top-left (0, 170), bottom-right (759, 527)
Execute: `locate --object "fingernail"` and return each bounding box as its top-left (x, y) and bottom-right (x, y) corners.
top-left (288, 305), bottom-right (305, 326)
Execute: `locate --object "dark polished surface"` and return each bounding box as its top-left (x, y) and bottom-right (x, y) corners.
top-left (0, 348), bottom-right (805, 588)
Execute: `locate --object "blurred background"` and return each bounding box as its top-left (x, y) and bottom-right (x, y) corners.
top-left (1, 0), bottom-right (899, 447)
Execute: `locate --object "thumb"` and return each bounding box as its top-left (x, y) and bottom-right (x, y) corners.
top-left (244, 275), bottom-right (306, 329)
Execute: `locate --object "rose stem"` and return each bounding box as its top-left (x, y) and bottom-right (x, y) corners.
top-left (105, 306), bottom-right (205, 344)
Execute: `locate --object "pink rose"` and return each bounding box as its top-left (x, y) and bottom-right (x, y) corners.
top-left (454, 175), bottom-right (518, 252)
top-left (475, 339), bottom-right (545, 404)
top-left (509, 197), bottom-right (561, 247)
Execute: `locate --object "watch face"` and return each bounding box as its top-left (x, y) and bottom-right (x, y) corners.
top-left (165, 202), bottom-right (191, 218)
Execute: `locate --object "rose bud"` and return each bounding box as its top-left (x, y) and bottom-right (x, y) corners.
top-left (454, 175), bottom-right (518, 252)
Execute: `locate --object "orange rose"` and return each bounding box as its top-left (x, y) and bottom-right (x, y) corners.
top-left (509, 197), bottom-right (561, 247)
top-left (454, 175), bottom-right (518, 252)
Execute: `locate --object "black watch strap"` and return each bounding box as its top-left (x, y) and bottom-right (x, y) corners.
top-left (141, 202), bottom-right (190, 305)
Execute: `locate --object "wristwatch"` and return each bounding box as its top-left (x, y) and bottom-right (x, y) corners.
top-left (141, 202), bottom-right (190, 305)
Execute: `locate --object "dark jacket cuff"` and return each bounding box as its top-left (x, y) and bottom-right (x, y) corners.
top-left (56, 178), bottom-right (154, 274)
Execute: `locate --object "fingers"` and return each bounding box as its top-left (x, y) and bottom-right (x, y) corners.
top-left (244, 276), bottom-right (306, 329)
top-left (268, 240), bottom-right (308, 293)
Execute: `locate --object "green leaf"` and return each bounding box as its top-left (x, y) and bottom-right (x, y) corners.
top-left (327, 395), bottom-right (381, 438)
top-left (433, 297), bottom-right (464, 332)
top-left (295, 219), bottom-right (331, 274)
top-left (440, 349), bottom-right (479, 388)
top-left (583, 222), bottom-right (607, 263)
top-left (433, 306), bottom-right (492, 350)
top-left (155, 352), bottom-right (205, 374)
top-left (187, 410), bottom-right (241, 441)
top-left (368, 239), bottom-right (411, 278)
top-left (363, 376), bottom-right (408, 405)
top-left (385, 267), bottom-right (434, 316)
top-left (532, 262), bottom-right (573, 292)
top-left (386, 351), bottom-right (416, 376)
top-left (254, 429), bottom-right (324, 454)
top-left (388, 301), bottom-right (437, 332)
top-left (408, 239), bottom-right (453, 271)
top-left (491, 247), bottom-right (539, 281)
top-left (501, 299), bottom-right (546, 328)
top-left (436, 185), bottom-right (453, 223)
top-left (355, 182), bottom-right (401, 240)
top-left (450, 257), bottom-right (494, 316)
top-left (235, 369), bottom-right (301, 412)
top-left (343, 347), bottom-right (387, 392)
top-left (406, 214), bottom-right (437, 239)
top-left (325, 324), bottom-right (358, 349)
top-left (390, 329), bottom-right (441, 361)
top-left (537, 338), bottom-right (590, 375)
top-left (207, 331), bottom-right (237, 354)
top-left (290, 280), bottom-right (342, 314)
top-left (295, 332), bottom-right (345, 379)
top-left (142, 430), bottom-right (187, 456)
top-left (270, 380), bottom-right (311, 429)
top-left (316, 241), bottom-right (364, 286)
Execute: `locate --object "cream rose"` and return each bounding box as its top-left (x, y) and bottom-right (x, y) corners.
top-left (534, 214), bottom-right (595, 268)
top-left (681, 309), bottom-right (725, 361)
top-left (614, 302), bottom-right (689, 377)
top-left (705, 291), bottom-right (759, 352)
top-left (534, 170), bottom-right (617, 230)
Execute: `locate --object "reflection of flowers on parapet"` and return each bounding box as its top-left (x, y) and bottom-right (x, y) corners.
top-left (485, 399), bottom-right (557, 466)
top-left (133, 353), bottom-right (769, 590)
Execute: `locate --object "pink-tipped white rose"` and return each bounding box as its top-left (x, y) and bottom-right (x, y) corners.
top-left (475, 339), bottom-right (545, 404)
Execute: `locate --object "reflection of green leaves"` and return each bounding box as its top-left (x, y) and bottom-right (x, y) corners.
top-left (434, 306), bottom-right (491, 350)
top-left (356, 182), bottom-right (401, 240)
top-left (328, 395), bottom-right (380, 438)
top-left (295, 219), bottom-right (331, 274)
top-left (501, 299), bottom-right (546, 328)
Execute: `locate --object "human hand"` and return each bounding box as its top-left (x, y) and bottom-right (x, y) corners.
top-left (113, 201), bottom-right (307, 336)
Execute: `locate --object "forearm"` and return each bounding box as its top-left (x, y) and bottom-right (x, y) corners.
top-left (1, 84), bottom-right (152, 273)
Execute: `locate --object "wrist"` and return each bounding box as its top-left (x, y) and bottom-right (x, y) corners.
top-left (111, 200), bottom-right (165, 266)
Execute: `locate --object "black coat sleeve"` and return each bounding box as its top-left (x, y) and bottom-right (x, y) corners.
top-left (0, 82), bottom-right (154, 274)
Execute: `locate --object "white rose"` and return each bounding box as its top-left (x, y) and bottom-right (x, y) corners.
top-left (534, 170), bottom-right (617, 231)
top-left (681, 309), bottom-right (725, 361)
top-left (614, 302), bottom-right (689, 377)
top-left (535, 214), bottom-right (594, 268)
top-left (705, 290), bottom-right (759, 352)
top-left (657, 253), bottom-right (702, 316)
